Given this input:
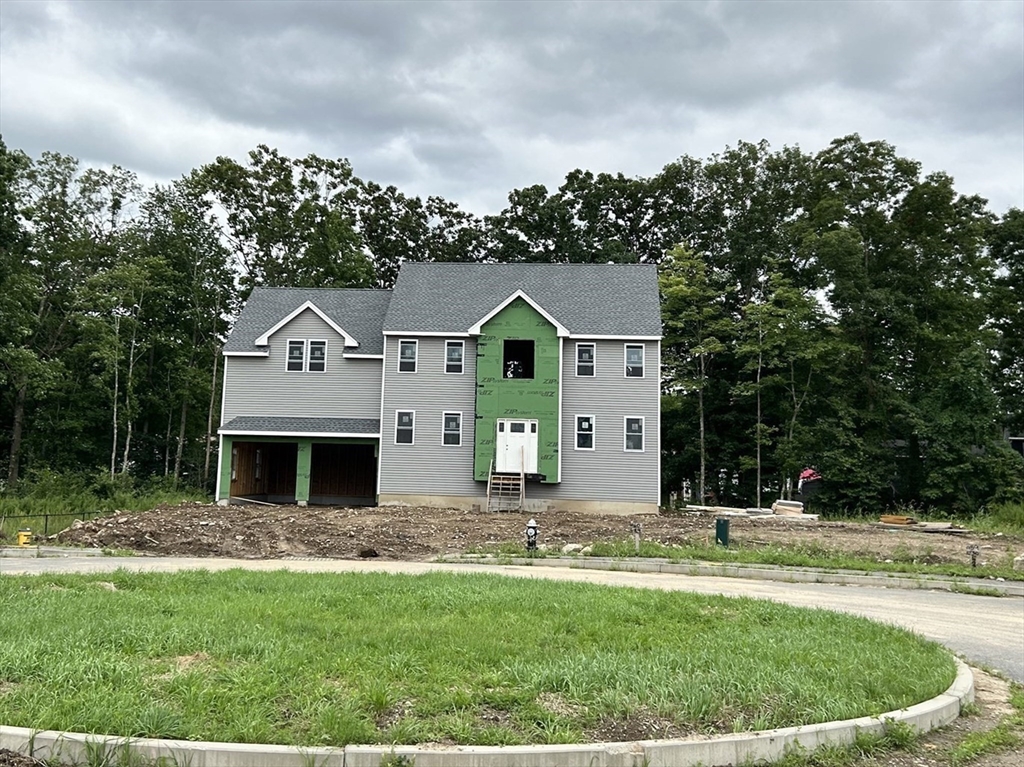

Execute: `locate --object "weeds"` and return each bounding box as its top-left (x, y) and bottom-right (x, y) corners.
top-left (534, 537), bottom-right (1024, 581)
top-left (947, 682), bottom-right (1024, 766)
top-left (0, 472), bottom-right (206, 541)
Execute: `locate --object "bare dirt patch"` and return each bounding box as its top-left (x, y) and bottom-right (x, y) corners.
top-left (53, 502), bottom-right (1022, 570)
top-left (0, 750), bottom-right (44, 767)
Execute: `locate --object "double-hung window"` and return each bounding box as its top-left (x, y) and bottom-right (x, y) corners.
top-left (575, 415), bottom-right (595, 450)
top-left (576, 343), bottom-right (595, 376)
top-left (398, 340), bottom-right (418, 372)
top-left (287, 340), bottom-right (327, 373)
top-left (286, 340), bottom-right (305, 372)
top-left (442, 412), bottom-right (462, 446)
top-left (395, 411), bottom-right (415, 444)
top-left (445, 341), bottom-right (464, 374)
top-left (308, 341), bottom-right (327, 372)
top-left (624, 417), bottom-right (645, 452)
top-left (625, 344), bottom-right (644, 378)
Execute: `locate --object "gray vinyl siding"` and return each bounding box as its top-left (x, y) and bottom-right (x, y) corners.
top-left (379, 336), bottom-right (479, 496)
top-left (222, 310), bottom-right (383, 425)
top-left (529, 339), bottom-right (660, 505)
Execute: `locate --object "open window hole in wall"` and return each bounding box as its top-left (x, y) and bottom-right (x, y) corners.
top-left (503, 339), bottom-right (535, 379)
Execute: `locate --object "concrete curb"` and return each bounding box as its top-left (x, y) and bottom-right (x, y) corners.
top-left (0, 546), bottom-right (107, 559)
top-left (445, 555), bottom-right (1024, 598)
top-left (0, 660), bottom-right (973, 767)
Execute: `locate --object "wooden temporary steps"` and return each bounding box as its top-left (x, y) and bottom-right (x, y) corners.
top-left (486, 459), bottom-right (525, 512)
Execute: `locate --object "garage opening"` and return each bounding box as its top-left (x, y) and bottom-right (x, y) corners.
top-left (229, 439), bottom-right (377, 506)
top-left (230, 441), bottom-right (298, 503)
top-left (310, 443), bottom-right (376, 505)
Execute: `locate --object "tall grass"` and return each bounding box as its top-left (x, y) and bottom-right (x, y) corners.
top-left (968, 502), bottom-right (1024, 536)
top-left (0, 570), bottom-right (955, 747)
top-left (0, 470), bottom-right (207, 541)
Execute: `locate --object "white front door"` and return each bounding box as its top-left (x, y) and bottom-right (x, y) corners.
top-left (496, 419), bottom-right (538, 473)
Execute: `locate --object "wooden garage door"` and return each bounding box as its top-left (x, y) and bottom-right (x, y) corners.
top-left (310, 443), bottom-right (376, 502)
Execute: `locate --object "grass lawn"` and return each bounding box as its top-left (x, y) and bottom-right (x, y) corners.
top-left (0, 570), bottom-right (954, 747)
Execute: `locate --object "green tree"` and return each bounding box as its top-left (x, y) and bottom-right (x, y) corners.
top-left (660, 246), bottom-right (734, 504)
top-left (197, 145), bottom-right (373, 294)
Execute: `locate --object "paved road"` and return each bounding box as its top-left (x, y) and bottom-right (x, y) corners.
top-left (4, 555), bottom-right (1022, 682)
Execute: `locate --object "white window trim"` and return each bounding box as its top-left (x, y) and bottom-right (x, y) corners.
top-left (307, 339), bottom-right (328, 374)
top-left (286, 339), bottom-right (306, 373)
top-left (397, 339), bottom-right (418, 373)
top-left (624, 416), bottom-right (645, 452)
top-left (285, 339), bottom-right (329, 373)
top-left (445, 340), bottom-right (465, 375)
top-left (442, 411), bottom-right (462, 447)
top-left (575, 342), bottom-right (596, 377)
top-left (395, 410), bottom-right (416, 445)
top-left (624, 343), bottom-right (645, 378)
top-left (575, 414), bottom-right (595, 451)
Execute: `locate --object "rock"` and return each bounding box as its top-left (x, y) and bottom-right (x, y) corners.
top-left (562, 543), bottom-right (584, 554)
top-left (536, 543), bottom-right (550, 552)
top-left (580, 545), bottom-right (593, 555)
top-left (1013, 554), bottom-right (1024, 571)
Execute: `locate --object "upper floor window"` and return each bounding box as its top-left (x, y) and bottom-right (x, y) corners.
top-left (398, 339), bottom-right (418, 372)
top-left (308, 341), bottom-right (327, 372)
top-left (286, 339), bottom-right (327, 373)
top-left (576, 343), bottom-right (595, 376)
top-left (287, 340), bottom-right (305, 372)
top-left (446, 340), bottom-right (464, 374)
top-left (504, 339), bottom-right (534, 379)
top-left (625, 344), bottom-right (644, 378)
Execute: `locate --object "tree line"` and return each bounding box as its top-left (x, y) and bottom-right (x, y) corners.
top-left (1, 135), bottom-right (1021, 514)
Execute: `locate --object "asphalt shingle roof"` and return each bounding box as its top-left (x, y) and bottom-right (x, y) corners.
top-left (382, 263), bottom-right (661, 336)
top-left (224, 288), bottom-right (392, 355)
top-left (219, 416), bottom-right (381, 435)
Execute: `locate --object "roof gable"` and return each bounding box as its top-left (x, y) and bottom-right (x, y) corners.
top-left (224, 288), bottom-right (392, 356)
top-left (254, 301), bottom-right (358, 347)
top-left (467, 290), bottom-right (569, 337)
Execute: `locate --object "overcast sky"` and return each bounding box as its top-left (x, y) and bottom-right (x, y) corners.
top-left (1, 0), bottom-right (1022, 216)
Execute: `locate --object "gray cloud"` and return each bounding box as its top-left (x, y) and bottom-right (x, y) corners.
top-left (1, 0), bottom-right (1021, 215)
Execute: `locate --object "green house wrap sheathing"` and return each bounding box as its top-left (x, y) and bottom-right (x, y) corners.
top-left (473, 298), bottom-right (560, 482)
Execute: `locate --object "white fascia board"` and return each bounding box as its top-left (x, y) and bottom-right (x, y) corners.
top-left (383, 331), bottom-right (472, 338)
top-left (343, 353), bottom-right (385, 360)
top-left (223, 351), bottom-right (270, 357)
top-left (467, 290), bottom-right (570, 337)
top-left (254, 301), bottom-right (359, 348)
top-left (217, 430), bottom-right (381, 439)
top-left (567, 334), bottom-right (662, 341)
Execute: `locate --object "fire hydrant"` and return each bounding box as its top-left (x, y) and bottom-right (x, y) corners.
top-left (525, 518), bottom-right (538, 554)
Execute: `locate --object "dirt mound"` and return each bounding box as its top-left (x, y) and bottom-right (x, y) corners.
top-left (53, 502), bottom-right (1018, 566)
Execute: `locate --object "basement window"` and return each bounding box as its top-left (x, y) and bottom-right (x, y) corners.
top-left (503, 339), bottom-right (535, 379)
